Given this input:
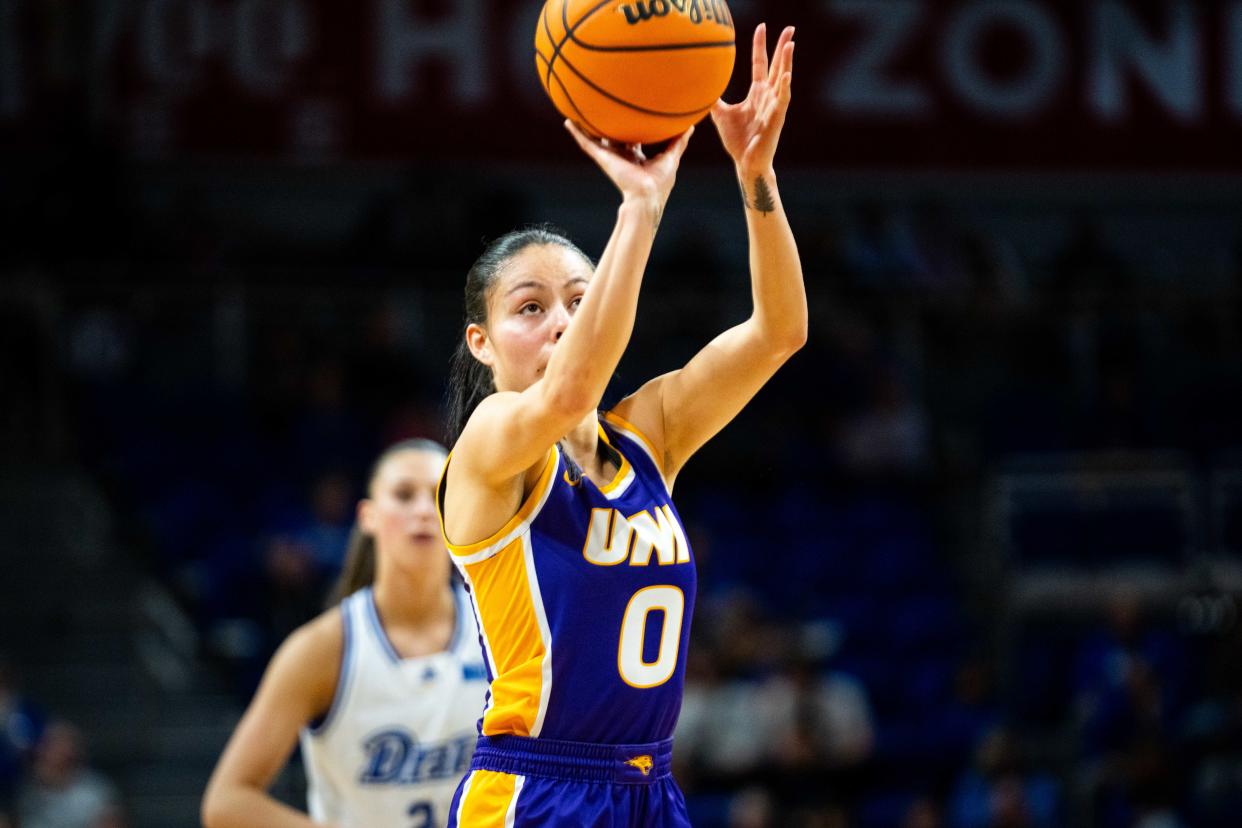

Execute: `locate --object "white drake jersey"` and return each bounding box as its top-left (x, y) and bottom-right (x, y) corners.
top-left (299, 585), bottom-right (487, 828)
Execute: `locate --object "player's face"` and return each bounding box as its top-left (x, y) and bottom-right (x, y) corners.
top-left (478, 244), bottom-right (592, 393)
top-left (363, 449), bottom-right (447, 569)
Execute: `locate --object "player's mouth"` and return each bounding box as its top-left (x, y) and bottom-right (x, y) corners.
top-left (410, 530), bottom-right (438, 544)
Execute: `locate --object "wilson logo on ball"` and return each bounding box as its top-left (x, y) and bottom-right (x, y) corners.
top-left (619, 0), bottom-right (735, 27)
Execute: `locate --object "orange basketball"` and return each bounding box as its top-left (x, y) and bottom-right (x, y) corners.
top-left (535, 0), bottom-right (736, 145)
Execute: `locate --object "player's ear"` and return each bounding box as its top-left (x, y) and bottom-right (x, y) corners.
top-left (466, 323), bottom-right (494, 367)
top-left (357, 499), bottom-right (377, 535)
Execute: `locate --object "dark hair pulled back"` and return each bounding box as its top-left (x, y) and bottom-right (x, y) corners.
top-left (446, 226), bottom-right (593, 445)
top-left (327, 438), bottom-right (448, 606)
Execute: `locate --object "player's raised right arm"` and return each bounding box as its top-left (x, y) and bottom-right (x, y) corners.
top-left (201, 615), bottom-right (341, 828)
top-left (451, 124), bottom-right (694, 488)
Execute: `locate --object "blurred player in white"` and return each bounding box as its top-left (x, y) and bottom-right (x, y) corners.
top-left (202, 439), bottom-right (487, 828)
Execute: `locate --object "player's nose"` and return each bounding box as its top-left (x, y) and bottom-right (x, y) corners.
top-left (550, 305), bottom-right (571, 341)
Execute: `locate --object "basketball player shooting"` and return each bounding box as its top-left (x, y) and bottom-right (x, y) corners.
top-left (436, 21), bottom-right (804, 827)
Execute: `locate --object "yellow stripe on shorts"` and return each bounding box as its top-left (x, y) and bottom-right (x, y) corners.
top-left (457, 770), bottom-right (523, 827)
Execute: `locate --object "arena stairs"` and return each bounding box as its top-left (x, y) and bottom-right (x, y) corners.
top-left (0, 463), bottom-right (244, 827)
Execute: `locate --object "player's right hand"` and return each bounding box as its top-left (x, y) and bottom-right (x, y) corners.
top-left (564, 120), bottom-right (694, 215)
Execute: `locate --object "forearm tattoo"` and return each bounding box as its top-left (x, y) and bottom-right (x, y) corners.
top-left (745, 174), bottom-right (775, 216)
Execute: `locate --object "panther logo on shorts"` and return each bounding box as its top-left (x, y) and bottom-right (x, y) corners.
top-left (625, 755), bottom-right (654, 776)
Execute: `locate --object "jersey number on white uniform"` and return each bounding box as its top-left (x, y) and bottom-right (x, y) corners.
top-left (408, 801), bottom-right (433, 828)
top-left (617, 586), bottom-right (685, 688)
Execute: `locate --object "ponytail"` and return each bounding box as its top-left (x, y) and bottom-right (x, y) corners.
top-left (328, 525), bottom-right (376, 607)
top-left (446, 339), bottom-right (496, 447)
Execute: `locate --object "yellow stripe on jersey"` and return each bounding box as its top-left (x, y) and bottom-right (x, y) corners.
top-left (602, 410), bottom-right (664, 476)
top-left (465, 536), bottom-right (547, 736)
top-left (438, 447), bottom-right (558, 559)
top-left (457, 770), bottom-right (521, 827)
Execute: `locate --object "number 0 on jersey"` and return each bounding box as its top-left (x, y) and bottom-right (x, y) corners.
top-left (617, 586), bottom-right (685, 688)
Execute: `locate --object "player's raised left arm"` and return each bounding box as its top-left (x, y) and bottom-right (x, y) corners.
top-left (612, 24), bottom-right (805, 486)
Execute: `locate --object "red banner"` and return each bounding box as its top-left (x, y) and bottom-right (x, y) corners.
top-left (3, 0), bottom-right (1242, 169)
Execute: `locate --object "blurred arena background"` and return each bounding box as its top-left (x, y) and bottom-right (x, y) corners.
top-left (3, 0), bottom-right (1242, 826)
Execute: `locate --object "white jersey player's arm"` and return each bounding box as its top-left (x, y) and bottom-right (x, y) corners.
top-left (202, 611), bottom-right (342, 828)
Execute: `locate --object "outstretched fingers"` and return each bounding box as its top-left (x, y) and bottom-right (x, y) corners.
top-left (769, 27), bottom-right (795, 85)
top-left (751, 23), bottom-right (768, 84)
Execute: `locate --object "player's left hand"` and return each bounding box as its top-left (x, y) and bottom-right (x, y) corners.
top-left (711, 23), bottom-right (794, 174)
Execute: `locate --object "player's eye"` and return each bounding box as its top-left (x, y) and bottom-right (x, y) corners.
top-left (569, 296), bottom-right (583, 312)
top-left (519, 302), bottom-right (541, 315)
top-left (394, 487), bottom-right (413, 502)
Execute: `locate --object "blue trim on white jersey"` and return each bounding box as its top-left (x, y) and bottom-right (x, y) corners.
top-left (364, 587), bottom-right (403, 664)
top-left (448, 584), bottom-right (468, 654)
top-left (308, 598), bottom-right (355, 736)
top-left (366, 584), bottom-right (469, 664)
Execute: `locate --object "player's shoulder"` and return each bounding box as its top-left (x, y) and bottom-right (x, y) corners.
top-left (269, 606), bottom-right (346, 701)
top-left (607, 382), bottom-right (660, 430)
top-left (288, 605), bottom-right (346, 657)
top-left (606, 387), bottom-right (672, 483)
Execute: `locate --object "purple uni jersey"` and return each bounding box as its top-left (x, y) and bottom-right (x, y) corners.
top-left (438, 411), bottom-right (697, 747)
top-left (438, 411), bottom-right (698, 825)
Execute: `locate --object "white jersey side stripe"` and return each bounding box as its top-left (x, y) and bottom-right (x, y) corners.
top-left (521, 533), bottom-right (554, 738)
top-left (455, 771), bottom-right (474, 827)
top-left (504, 775), bottom-right (526, 827)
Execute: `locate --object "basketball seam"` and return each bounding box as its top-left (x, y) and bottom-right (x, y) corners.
top-left (544, 0), bottom-right (617, 94)
top-left (538, 0), bottom-right (729, 138)
top-left (555, 1), bottom-right (730, 118)
top-left (552, 43), bottom-right (717, 119)
top-left (536, 48), bottom-right (609, 139)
